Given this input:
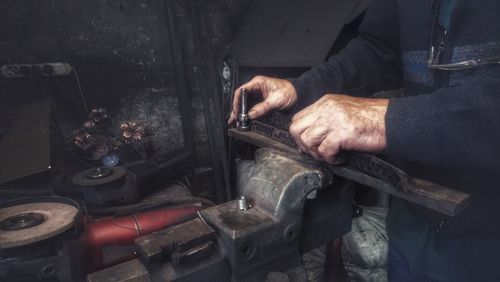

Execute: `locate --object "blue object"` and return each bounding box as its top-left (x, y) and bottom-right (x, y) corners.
top-left (101, 152), bottom-right (120, 167)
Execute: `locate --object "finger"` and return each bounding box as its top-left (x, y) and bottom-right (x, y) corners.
top-left (248, 100), bottom-right (273, 119)
top-left (317, 133), bottom-right (342, 164)
top-left (300, 124), bottom-right (329, 148)
top-left (309, 149), bottom-right (322, 161)
top-left (227, 111), bottom-right (236, 125)
top-left (297, 125), bottom-right (329, 161)
top-left (297, 142), bottom-right (310, 156)
top-left (232, 76), bottom-right (265, 117)
top-left (289, 112), bottom-right (319, 140)
top-left (300, 142), bottom-right (323, 161)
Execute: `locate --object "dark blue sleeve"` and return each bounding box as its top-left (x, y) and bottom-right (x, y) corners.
top-left (386, 78), bottom-right (500, 174)
top-left (289, 0), bottom-right (402, 112)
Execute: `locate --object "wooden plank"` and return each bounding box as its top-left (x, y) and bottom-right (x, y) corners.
top-left (229, 128), bottom-right (471, 217)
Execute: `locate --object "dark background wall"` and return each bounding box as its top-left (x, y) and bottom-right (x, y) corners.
top-left (0, 0), bottom-right (251, 163)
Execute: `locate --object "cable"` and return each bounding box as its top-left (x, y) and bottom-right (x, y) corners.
top-left (71, 67), bottom-right (89, 113)
top-left (176, 179), bottom-right (191, 192)
top-left (85, 196), bottom-right (216, 216)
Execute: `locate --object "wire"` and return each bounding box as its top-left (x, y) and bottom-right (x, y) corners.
top-left (86, 196), bottom-right (216, 216)
top-left (71, 67), bottom-right (89, 113)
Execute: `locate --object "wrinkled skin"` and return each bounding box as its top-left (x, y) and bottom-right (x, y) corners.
top-left (228, 76), bottom-right (297, 124)
top-left (229, 76), bottom-right (389, 164)
top-left (289, 94), bottom-right (388, 164)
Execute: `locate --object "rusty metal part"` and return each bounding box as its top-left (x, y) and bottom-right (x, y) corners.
top-left (229, 122), bottom-right (471, 217)
top-left (199, 148), bottom-right (352, 281)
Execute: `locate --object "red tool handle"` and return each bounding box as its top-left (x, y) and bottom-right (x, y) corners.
top-left (80, 206), bottom-right (201, 272)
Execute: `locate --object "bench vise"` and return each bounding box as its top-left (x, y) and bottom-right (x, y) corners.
top-left (87, 148), bottom-right (353, 282)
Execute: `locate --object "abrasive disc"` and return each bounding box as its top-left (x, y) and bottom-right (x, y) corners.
top-left (71, 166), bottom-right (127, 187)
top-left (0, 202), bottom-right (79, 249)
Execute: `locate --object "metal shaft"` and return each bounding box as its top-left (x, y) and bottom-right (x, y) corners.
top-left (237, 196), bottom-right (249, 211)
top-left (238, 88), bottom-right (250, 131)
top-left (240, 89), bottom-right (248, 114)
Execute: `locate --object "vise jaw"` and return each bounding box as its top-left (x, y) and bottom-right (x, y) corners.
top-left (200, 147), bottom-right (337, 281)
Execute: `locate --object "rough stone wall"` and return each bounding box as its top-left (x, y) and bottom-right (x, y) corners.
top-left (0, 0), bottom-right (252, 163)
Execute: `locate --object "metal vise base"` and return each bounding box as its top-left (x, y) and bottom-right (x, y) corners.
top-left (200, 148), bottom-right (340, 281)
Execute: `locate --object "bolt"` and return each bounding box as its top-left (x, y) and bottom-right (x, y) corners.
top-left (238, 88), bottom-right (250, 131)
top-left (237, 196), bottom-right (249, 211)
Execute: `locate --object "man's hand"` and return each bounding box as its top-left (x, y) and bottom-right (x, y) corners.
top-left (290, 94), bottom-right (389, 164)
top-left (228, 76), bottom-right (298, 124)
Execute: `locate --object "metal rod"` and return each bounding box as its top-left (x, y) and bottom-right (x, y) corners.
top-left (238, 88), bottom-right (249, 131)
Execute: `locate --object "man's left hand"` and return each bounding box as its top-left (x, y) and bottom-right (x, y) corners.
top-left (289, 94), bottom-right (389, 164)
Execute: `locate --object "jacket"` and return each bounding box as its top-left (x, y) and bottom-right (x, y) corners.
top-left (290, 0), bottom-right (500, 279)
top-left (290, 0), bottom-right (500, 235)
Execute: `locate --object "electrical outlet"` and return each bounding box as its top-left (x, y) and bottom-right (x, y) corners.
top-left (0, 62), bottom-right (73, 78)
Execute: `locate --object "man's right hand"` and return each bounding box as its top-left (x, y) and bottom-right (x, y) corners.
top-left (228, 76), bottom-right (298, 125)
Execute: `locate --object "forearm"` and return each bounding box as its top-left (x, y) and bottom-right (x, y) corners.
top-left (290, 0), bottom-right (402, 112)
top-left (385, 79), bottom-right (500, 174)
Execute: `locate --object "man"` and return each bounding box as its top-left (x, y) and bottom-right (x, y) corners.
top-left (229, 0), bottom-right (500, 281)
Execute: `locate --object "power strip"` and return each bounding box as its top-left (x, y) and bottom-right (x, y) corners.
top-left (1, 62), bottom-right (73, 78)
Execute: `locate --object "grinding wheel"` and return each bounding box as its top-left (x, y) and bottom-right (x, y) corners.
top-left (71, 166), bottom-right (127, 187)
top-left (0, 202), bottom-right (79, 249)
